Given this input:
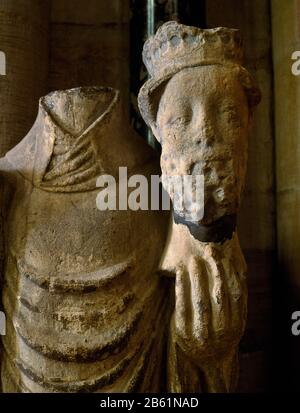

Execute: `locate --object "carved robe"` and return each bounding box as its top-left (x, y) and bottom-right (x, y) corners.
top-left (0, 87), bottom-right (171, 392)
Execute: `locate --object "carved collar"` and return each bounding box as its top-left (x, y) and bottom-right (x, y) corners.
top-left (6, 87), bottom-right (120, 193)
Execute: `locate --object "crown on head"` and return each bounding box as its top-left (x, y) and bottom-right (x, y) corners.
top-left (143, 21), bottom-right (243, 79)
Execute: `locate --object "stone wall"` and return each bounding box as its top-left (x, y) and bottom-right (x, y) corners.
top-left (272, 0), bottom-right (300, 391)
top-left (272, 0), bottom-right (300, 298)
top-left (0, 0), bottom-right (50, 156)
top-left (49, 0), bottom-right (130, 118)
top-left (0, 0), bottom-right (131, 157)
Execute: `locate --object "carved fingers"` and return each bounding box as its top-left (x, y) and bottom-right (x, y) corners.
top-left (207, 253), bottom-right (247, 345)
top-left (174, 250), bottom-right (247, 366)
top-left (175, 259), bottom-right (210, 347)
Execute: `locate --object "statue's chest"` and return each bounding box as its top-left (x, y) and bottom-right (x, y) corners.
top-left (7, 184), bottom-right (144, 275)
top-left (1, 181), bottom-right (170, 394)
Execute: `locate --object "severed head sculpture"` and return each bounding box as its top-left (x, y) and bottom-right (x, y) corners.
top-left (138, 21), bottom-right (261, 243)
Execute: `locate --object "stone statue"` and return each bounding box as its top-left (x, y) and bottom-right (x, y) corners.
top-left (138, 21), bottom-right (261, 392)
top-left (0, 87), bottom-right (171, 392)
top-left (0, 21), bottom-right (261, 393)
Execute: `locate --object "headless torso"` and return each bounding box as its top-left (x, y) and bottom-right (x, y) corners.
top-left (0, 87), bottom-right (171, 392)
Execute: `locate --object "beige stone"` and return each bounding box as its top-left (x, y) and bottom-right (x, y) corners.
top-left (0, 86), bottom-right (170, 392)
top-left (138, 21), bottom-right (261, 392)
top-left (0, 19), bottom-right (261, 394)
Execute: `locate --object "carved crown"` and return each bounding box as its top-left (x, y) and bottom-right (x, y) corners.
top-left (138, 22), bottom-right (261, 134)
top-left (143, 21), bottom-right (243, 79)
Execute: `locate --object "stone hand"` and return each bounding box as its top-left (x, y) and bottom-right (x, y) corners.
top-left (162, 222), bottom-right (247, 392)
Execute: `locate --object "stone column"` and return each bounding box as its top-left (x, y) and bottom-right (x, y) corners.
top-left (272, 0), bottom-right (300, 299)
top-left (271, 0), bottom-right (300, 391)
top-left (0, 0), bottom-right (50, 156)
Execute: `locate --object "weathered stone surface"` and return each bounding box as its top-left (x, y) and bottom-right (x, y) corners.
top-left (138, 21), bottom-right (261, 392)
top-left (0, 87), bottom-right (170, 392)
top-left (0, 18), bottom-right (261, 393)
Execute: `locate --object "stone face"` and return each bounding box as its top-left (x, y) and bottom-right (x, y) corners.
top-left (138, 21), bottom-right (261, 392)
top-left (0, 87), bottom-right (170, 392)
top-left (155, 65), bottom-right (250, 226)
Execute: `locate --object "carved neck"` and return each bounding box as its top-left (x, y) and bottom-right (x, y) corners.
top-left (41, 87), bottom-right (120, 138)
top-left (173, 213), bottom-right (237, 243)
top-left (6, 86), bottom-right (156, 192)
top-left (6, 87), bottom-right (134, 192)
